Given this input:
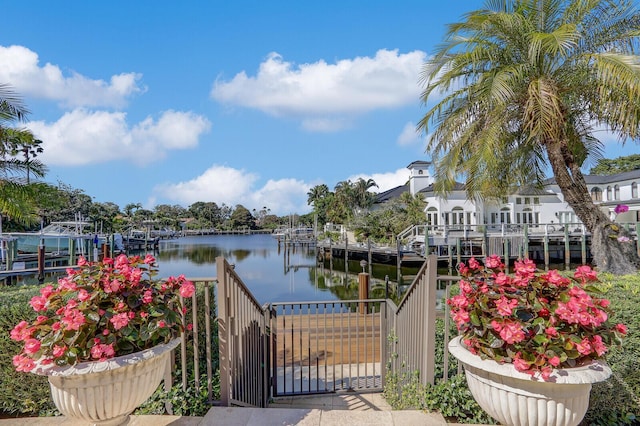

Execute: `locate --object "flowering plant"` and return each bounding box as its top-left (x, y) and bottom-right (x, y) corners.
top-left (11, 254), bottom-right (195, 372)
top-left (447, 256), bottom-right (627, 380)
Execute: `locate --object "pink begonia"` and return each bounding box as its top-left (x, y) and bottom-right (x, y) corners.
top-left (498, 321), bottom-right (526, 344)
top-left (448, 294), bottom-right (470, 309)
top-left (62, 309), bottom-right (86, 331)
top-left (484, 255), bottom-right (502, 269)
top-left (574, 265), bottom-right (597, 282)
top-left (110, 312), bottom-right (130, 330)
top-left (468, 257), bottom-right (481, 270)
top-left (459, 280), bottom-right (473, 295)
top-left (10, 321), bottom-right (32, 341)
top-left (616, 323), bottom-right (628, 334)
top-left (180, 280), bottom-right (196, 298)
top-left (548, 356), bottom-right (560, 367)
top-left (493, 272), bottom-right (511, 286)
top-left (52, 345), bottom-right (67, 358)
top-left (40, 285), bottom-right (54, 298)
top-left (23, 338), bottom-right (41, 354)
top-left (29, 295), bottom-right (48, 312)
top-left (158, 320), bottom-right (167, 328)
top-left (513, 354), bottom-right (530, 373)
top-left (541, 269), bottom-right (569, 287)
top-left (77, 256), bottom-right (88, 267)
top-left (545, 326), bottom-right (558, 338)
top-left (13, 354), bottom-right (35, 372)
top-left (142, 290), bottom-right (153, 304)
top-left (576, 338), bottom-right (593, 356)
top-left (495, 296), bottom-right (518, 316)
top-left (77, 289), bottom-right (91, 301)
top-left (592, 335), bottom-right (608, 356)
top-left (144, 254), bottom-right (156, 264)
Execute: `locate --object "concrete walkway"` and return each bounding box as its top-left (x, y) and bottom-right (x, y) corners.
top-left (0, 393), bottom-right (449, 426)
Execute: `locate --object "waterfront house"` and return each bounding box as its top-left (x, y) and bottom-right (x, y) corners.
top-left (376, 162), bottom-right (640, 229)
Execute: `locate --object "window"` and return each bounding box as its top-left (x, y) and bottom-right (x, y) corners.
top-left (533, 197), bottom-right (540, 205)
top-left (427, 207), bottom-right (438, 226)
top-left (633, 182), bottom-right (638, 199)
top-left (516, 198), bottom-right (522, 205)
top-left (418, 170), bottom-right (423, 175)
top-left (606, 186), bottom-right (612, 201)
top-left (614, 185), bottom-right (620, 200)
top-left (500, 207), bottom-right (511, 224)
top-left (524, 197), bottom-right (531, 205)
top-left (501, 197), bottom-right (508, 204)
top-left (591, 187), bottom-right (602, 202)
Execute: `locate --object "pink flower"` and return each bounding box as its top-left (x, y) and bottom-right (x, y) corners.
top-left (13, 354), bottom-right (35, 372)
top-left (23, 338), bottom-right (41, 354)
top-left (468, 258), bottom-right (481, 270)
top-left (592, 335), bottom-right (608, 356)
top-left (548, 356), bottom-right (560, 367)
top-left (77, 289), bottom-right (90, 301)
top-left (10, 321), bottom-right (32, 341)
top-left (498, 321), bottom-right (526, 344)
top-left (448, 294), bottom-right (469, 309)
top-left (576, 338), bottom-right (593, 356)
top-left (52, 345), bottom-right (67, 358)
top-left (614, 204), bottom-right (629, 214)
top-left (77, 256), bottom-right (88, 267)
top-left (495, 296), bottom-right (518, 316)
top-left (144, 254), bottom-right (156, 264)
top-left (513, 353), bottom-right (530, 373)
top-left (574, 265), bottom-right (597, 282)
top-left (142, 290), bottom-right (153, 304)
top-left (29, 295), bottom-right (48, 312)
top-left (61, 310), bottom-right (86, 331)
top-left (545, 326), bottom-right (558, 338)
top-left (110, 312), bottom-right (130, 330)
top-left (616, 323), bottom-right (628, 335)
top-left (179, 280), bottom-right (196, 298)
top-left (40, 285), bottom-right (54, 298)
top-left (158, 320), bottom-right (167, 328)
top-left (484, 255), bottom-right (503, 269)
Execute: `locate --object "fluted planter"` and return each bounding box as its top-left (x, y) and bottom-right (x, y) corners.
top-left (449, 336), bottom-right (611, 426)
top-left (32, 337), bottom-right (181, 426)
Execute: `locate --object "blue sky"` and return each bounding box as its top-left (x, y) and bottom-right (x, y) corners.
top-left (1, 1), bottom-right (638, 216)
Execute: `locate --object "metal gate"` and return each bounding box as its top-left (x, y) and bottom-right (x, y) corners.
top-left (269, 300), bottom-right (386, 397)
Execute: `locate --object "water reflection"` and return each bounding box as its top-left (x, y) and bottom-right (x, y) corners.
top-left (154, 234), bottom-right (419, 305)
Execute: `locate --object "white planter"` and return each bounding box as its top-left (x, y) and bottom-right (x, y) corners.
top-left (32, 338), bottom-right (181, 426)
top-left (448, 336), bottom-right (611, 426)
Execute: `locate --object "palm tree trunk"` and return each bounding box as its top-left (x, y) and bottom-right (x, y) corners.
top-left (546, 142), bottom-right (639, 274)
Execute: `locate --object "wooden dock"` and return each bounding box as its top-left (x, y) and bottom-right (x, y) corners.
top-left (274, 309), bottom-right (381, 367)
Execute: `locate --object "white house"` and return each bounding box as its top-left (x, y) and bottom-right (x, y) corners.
top-left (376, 162), bottom-right (640, 229)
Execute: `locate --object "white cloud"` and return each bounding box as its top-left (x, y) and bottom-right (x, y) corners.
top-left (153, 165), bottom-right (312, 216)
top-left (0, 45), bottom-right (145, 108)
top-left (28, 109), bottom-right (211, 166)
top-left (397, 121), bottom-right (421, 146)
top-left (211, 49), bottom-right (426, 129)
top-left (346, 168), bottom-right (410, 193)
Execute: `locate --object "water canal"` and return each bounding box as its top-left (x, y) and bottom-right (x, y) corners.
top-left (155, 234), bottom-right (418, 304)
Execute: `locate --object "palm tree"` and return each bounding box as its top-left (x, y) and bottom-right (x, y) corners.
top-left (353, 178), bottom-right (379, 210)
top-left (306, 184), bottom-right (330, 207)
top-left (0, 84), bottom-right (43, 225)
top-left (418, 0), bottom-right (640, 274)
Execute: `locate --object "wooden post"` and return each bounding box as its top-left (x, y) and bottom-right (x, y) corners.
top-left (564, 227), bottom-right (570, 270)
top-left (523, 225), bottom-right (529, 259)
top-left (358, 273), bottom-right (369, 314)
top-left (367, 238), bottom-right (372, 275)
top-left (37, 241), bottom-right (45, 284)
top-left (503, 238), bottom-right (510, 272)
top-left (543, 233), bottom-right (550, 271)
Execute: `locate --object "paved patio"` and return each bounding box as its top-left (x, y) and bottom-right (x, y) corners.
top-left (0, 393), bottom-right (453, 425)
